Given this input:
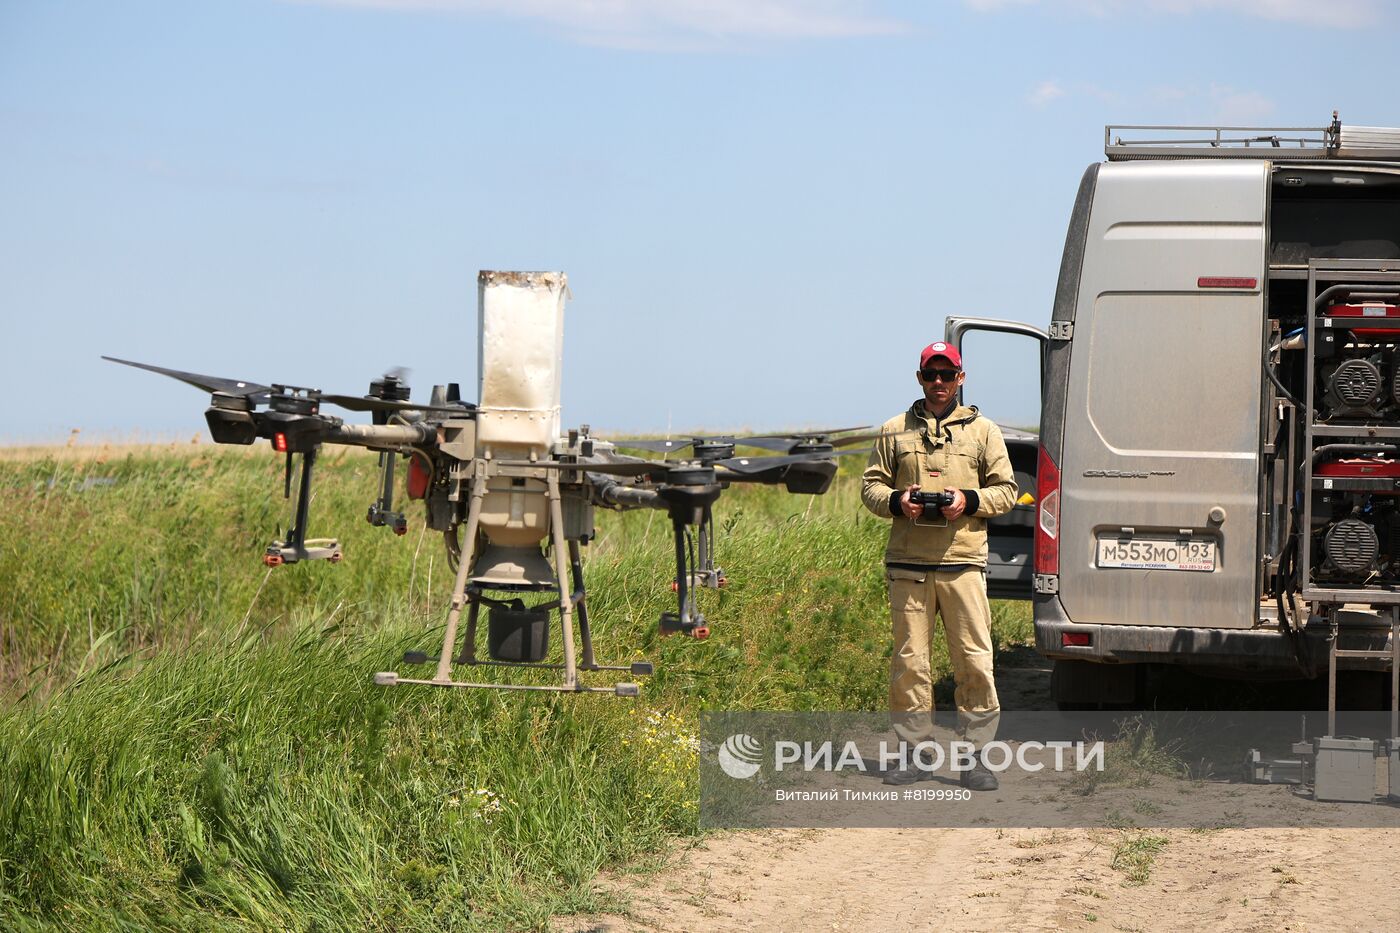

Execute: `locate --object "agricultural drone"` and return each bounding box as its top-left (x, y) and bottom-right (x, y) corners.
top-left (106, 271), bottom-right (869, 696)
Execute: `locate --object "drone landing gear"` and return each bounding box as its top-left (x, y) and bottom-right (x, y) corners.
top-left (657, 490), bottom-right (722, 640)
top-left (366, 449), bottom-right (408, 536)
top-left (378, 466), bottom-right (644, 696)
top-left (669, 503), bottom-right (727, 596)
top-left (659, 612), bottom-right (710, 640)
top-left (264, 447), bottom-right (342, 565)
top-left (671, 570), bottom-right (726, 591)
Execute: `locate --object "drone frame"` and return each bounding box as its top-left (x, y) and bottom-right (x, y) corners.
top-left (104, 270), bottom-right (868, 698)
top-left (378, 458), bottom-right (649, 696)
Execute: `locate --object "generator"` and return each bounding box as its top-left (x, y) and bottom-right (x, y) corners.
top-left (1299, 287), bottom-right (1400, 600)
top-left (1315, 301), bottom-right (1400, 422)
top-left (1311, 453), bottom-right (1400, 584)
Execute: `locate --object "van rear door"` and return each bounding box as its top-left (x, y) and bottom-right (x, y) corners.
top-left (946, 317), bottom-right (1048, 600)
top-left (1058, 160), bottom-right (1269, 629)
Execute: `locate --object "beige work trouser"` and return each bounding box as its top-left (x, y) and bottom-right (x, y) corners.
top-left (887, 566), bottom-right (1000, 747)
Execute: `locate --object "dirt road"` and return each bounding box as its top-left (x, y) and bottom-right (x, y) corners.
top-left (557, 652), bottom-right (1400, 932)
top-left (557, 825), bottom-right (1400, 932)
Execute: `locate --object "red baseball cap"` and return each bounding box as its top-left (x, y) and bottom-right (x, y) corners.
top-left (919, 341), bottom-right (962, 370)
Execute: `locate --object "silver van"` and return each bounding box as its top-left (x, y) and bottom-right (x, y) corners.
top-left (954, 117), bottom-right (1400, 707)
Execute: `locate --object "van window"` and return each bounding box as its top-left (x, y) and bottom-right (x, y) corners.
top-left (959, 329), bottom-right (1041, 432)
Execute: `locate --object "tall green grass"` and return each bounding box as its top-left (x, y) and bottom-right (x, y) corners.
top-left (0, 446), bottom-right (1030, 929)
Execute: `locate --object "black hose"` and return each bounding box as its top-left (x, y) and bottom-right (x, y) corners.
top-left (1274, 526), bottom-right (1295, 635)
top-left (1314, 284), bottom-right (1399, 309)
top-left (1311, 443), bottom-right (1400, 464)
top-left (1265, 361), bottom-right (1301, 408)
top-left (444, 527), bottom-right (461, 572)
top-left (1274, 510), bottom-right (1313, 677)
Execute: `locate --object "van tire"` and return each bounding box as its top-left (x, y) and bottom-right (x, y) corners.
top-left (1051, 659), bottom-right (1143, 710)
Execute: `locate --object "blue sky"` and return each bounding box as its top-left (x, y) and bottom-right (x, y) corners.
top-left (1, 0), bottom-right (1395, 442)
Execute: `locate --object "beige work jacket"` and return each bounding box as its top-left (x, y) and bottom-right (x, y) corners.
top-left (860, 402), bottom-right (1018, 567)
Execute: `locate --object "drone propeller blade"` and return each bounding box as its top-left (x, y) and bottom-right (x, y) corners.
top-left (737, 425), bottom-right (875, 442)
top-left (718, 429), bottom-right (879, 454)
top-left (101, 356), bottom-right (271, 400)
top-left (674, 425), bottom-right (877, 454)
top-left (615, 427), bottom-right (873, 456)
top-left (714, 448), bottom-right (868, 475)
top-left (319, 393), bottom-right (469, 415)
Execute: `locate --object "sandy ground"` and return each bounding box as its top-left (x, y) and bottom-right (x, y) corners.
top-left (555, 655), bottom-right (1400, 932)
top-left (556, 825), bottom-right (1400, 933)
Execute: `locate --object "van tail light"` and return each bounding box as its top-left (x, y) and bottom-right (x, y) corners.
top-left (1035, 444), bottom-right (1060, 575)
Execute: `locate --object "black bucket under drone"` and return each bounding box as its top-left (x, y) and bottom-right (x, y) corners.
top-left (487, 603), bottom-right (550, 663)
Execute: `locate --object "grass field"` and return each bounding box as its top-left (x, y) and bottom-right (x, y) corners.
top-left (0, 444), bottom-right (1032, 930)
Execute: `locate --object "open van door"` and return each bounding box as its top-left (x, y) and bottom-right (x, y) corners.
top-left (945, 317), bottom-right (1048, 600)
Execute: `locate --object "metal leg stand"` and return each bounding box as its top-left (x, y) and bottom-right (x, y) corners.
top-left (460, 599), bottom-right (481, 664)
top-left (434, 472), bottom-right (486, 684)
top-left (1328, 605), bottom-right (1339, 738)
top-left (289, 448), bottom-right (317, 557)
top-left (568, 539), bottom-right (596, 669)
top-left (673, 518), bottom-right (691, 624)
top-left (698, 504), bottom-right (711, 582)
top-left (547, 473), bottom-right (579, 690)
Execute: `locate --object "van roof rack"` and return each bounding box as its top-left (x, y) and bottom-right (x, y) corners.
top-left (1105, 112), bottom-right (1400, 162)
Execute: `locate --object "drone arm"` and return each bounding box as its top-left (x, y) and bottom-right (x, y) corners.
top-left (326, 422), bottom-right (435, 449)
top-left (588, 474), bottom-right (664, 510)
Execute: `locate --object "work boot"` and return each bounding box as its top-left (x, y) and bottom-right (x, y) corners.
top-left (883, 747), bottom-right (937, 785)
top-left (960, 758), bottom-right (999, 792)
top-left (882, 764), bottom-right (933, 786)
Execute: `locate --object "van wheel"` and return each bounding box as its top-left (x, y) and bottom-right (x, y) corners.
top-left (1051, 659), bottom-right (1143, 710)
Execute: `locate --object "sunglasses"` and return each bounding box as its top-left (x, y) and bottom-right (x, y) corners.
top-left (920, 368), bottom-right (961, 383)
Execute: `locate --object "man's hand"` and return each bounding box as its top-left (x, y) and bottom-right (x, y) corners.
top-left (899, 484), bottom-right (923, 519)
top-left (940, 488), bottom-right (967, 521)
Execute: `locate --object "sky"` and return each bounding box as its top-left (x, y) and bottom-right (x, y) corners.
top-left (1, 0), bottom-right (1396, 442)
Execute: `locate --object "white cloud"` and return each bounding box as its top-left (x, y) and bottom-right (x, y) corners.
top-left (299, 1), bottom-right (909, 48)
top-left (1026, 79), bottom-right (1117, 108)
top-left (965, 0), bottom-right (1383, 28)
top-left (1153, 0), bottom-right (1377, 28)
top-left (1028, 80), bottom-right (1065, 107)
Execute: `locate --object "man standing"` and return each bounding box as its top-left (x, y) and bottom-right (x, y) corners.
top-left (861, 341), bottom-right (1017, 790)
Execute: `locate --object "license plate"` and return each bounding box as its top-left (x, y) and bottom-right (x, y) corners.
top-left (1096, 535), bottom-right (1216, 572)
